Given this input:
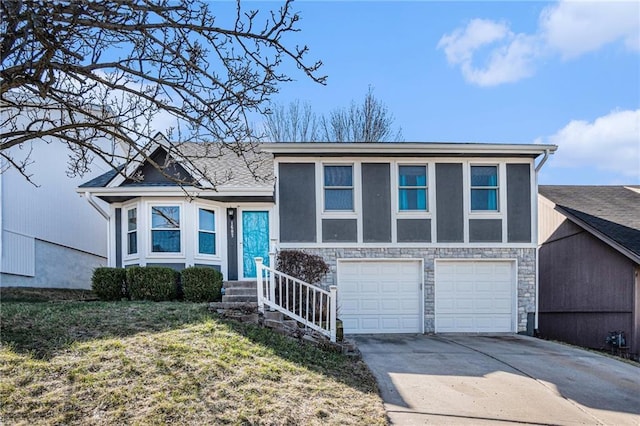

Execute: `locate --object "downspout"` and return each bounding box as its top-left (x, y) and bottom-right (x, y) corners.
top-left (84, 191), bottom-right (109, 220)
top-left (533, 148), bottom-right (551, 332)
top-left (535, 149), bottom-right (550, 173)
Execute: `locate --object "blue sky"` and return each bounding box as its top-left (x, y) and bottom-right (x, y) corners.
top-left (231, 1), bottom-right (639, 185)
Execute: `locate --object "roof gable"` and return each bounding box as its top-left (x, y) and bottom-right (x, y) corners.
top-left (539, 185), bottom-right (640, 262)
top-left (121, 147), bottom-right (195, 187)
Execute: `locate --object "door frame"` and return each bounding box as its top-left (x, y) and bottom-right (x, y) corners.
top-left (237, 206), bottom-right (274, 280)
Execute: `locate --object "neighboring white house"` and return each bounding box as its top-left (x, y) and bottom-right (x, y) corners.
top-left (1, 109), bottom-right (110, 289)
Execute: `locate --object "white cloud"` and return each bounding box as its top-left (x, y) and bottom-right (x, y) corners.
top-left (540, 0), bottom-right (640, 59)
top-left (438, 20), bottom-right (540, 86)
top-left (439, 0), bottom-right (640, 86)
top-left (543, 109), bottom-right (640, 179)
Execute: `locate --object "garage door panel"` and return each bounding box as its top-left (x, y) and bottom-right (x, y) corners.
top-left (339, 260), bottom-right (422, 334)
top-left (436, 260), bottom-right (514, 333)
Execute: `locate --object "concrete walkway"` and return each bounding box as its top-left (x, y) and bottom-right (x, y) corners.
top-left (353, 334), bottom-right (640, 425)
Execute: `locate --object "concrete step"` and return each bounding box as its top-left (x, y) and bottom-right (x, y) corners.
top-left (222, 294), bottom-right (258, 303)
top-left (223, 280), bottom-right (257, 289)
top-left (209, 301), bottom-right (258, 312)
top-left (224, 287), bottom-right (257, 296)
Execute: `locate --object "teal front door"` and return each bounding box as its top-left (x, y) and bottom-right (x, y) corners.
top-left (241, 211), bottom-right (269, 278)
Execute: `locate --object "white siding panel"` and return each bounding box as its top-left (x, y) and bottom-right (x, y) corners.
top-left (1, 231), bottom-right (35, 276)
top-left (1, 119), bottom-right (109, 257)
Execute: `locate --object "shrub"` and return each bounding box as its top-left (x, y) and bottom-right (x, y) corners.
top-left (91, 267), bottom-right (127, 301)
top-left (126, 266), bottom-right (178, 301)
top-left (181, 267), bottom-right (223, 302)
top-left (276, 250), bottom-right (329, 285)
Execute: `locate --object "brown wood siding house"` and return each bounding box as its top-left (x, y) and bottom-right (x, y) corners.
top-left (538, 186), bottom-right (640, 359)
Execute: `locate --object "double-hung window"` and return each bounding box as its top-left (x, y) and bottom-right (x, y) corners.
top-left (198, 208), bottom-right (216, 255)
top-left (127, 208), bottom-right (137, 255)
top-left (470, 165), bottom-right (499, 211)
top-left (151, 206), bottom-right (181, 252)
top-left (398, 165), bottom-right (428, 211)
top-left (324, 165), bottom-right (353, 211)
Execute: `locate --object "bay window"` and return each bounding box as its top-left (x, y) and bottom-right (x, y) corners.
top-left (127, 207), bottom-right (137, 255)
top-left (151, 206), bottom-right (181, 252)
top-left (198, 208), bottom-right (216, 255)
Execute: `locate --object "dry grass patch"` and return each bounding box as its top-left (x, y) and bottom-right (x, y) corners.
top-left (1, 301), bottom-right (386, 425)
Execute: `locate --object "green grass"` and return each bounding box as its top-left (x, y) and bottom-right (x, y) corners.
top-left (0, 299), bottom-right (386, 425)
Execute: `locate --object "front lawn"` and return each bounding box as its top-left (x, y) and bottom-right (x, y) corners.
top-left (0, 298), bottom-right (386, 425)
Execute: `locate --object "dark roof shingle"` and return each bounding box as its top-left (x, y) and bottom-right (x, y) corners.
top-left (539, 185), bottom-right (640, 259)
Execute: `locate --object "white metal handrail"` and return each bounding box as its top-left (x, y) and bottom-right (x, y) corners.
top-left (255, 257), bottom-right (337, 342)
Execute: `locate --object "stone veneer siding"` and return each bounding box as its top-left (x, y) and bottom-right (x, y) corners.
top-left (291, 247), bottom-right (536, 333)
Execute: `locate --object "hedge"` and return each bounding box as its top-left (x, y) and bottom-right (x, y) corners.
top-left (91, 267), bottom-right (127, 301)
top-left (276, 250), bottom-right (329, 285)
top-left (181, 267), bottom-right (223, 302)
top-left (126, 266), bottom-right (179, 301)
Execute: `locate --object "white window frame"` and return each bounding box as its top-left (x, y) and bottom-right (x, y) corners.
top-left (195, 205), bottom-right (219, 258)
top-left (397, 164), bottom-right (430, 214)
top-left (321, 163), bottom-right (357, 216)
top-left (126, 206), bottom-right (138, 256)
top-left (469, 163), bottom-right (501, 213)
top-left (148, 203), bottom-right (184, 256)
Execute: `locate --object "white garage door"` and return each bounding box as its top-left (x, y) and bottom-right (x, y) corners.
top-left (338, 260), bottom-right (422, 334)
top-left (435, 260), bottom-right (515, 333)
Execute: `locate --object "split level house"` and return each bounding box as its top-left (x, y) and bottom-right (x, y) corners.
top-left (538, 186), bottom-right (640, 358)
top-left (78, 138), bottom-right (556, 335)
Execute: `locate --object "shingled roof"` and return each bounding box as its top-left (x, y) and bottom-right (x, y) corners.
top-left (539, 185), bottom-right (640, 261)
top-left (79, 142), bottom-right (274, 190)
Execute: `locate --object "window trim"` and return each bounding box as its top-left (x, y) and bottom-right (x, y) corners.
top-left (397, 164), bottom-right (429, 213)
top-left (196, 206), bottom-right (218, 257)
top-left (148, 203), bottom-right (183, 255)
top-left (126, 206), bottom-right (138, 256)
top-left (322, 163), bottom-right (356, 214)
top-left (470, 164), bottom-right (500, 213)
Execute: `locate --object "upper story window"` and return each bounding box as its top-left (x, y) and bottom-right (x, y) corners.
top-left (399, 165), bottom-right (428, 211)
top-left (198, 208), bottom-right (216, 255)
top-left (127, 207), bottom-right (137, 255)
top-left (471, 165), bottom-right (499, 211)
top-left (151, 206), bottom-right (181, 252)
top-left (324, 165), bottom-right (353, 211)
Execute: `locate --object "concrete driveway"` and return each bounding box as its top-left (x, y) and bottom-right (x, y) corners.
top-left (353, 334), bottom-right (640, 425)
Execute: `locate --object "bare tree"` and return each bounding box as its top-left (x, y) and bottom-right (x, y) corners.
top-left (0, 0), bottom-right (325, 185)
top-left (263, 100), bottom-right (320, 142)
top-left (320, 87), bottom-right (402, 142)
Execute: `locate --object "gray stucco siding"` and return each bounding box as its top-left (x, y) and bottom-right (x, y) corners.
top-left (397, 219), bottom-right (431, 242)
top-left (322, 219), bottom-right (357, 242)
top-left (278, 163), bottom-right (317, 242)
top-left (362, 163), bottom-right (392, 243)
top-left (507, 164), bottom-right (532, 242)
top-left (469, 219), bottom-right (502, 242)
top-left (436, 163), bottom-right (464, 242)
top-left (0, 239), bottom-right (106, 289)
